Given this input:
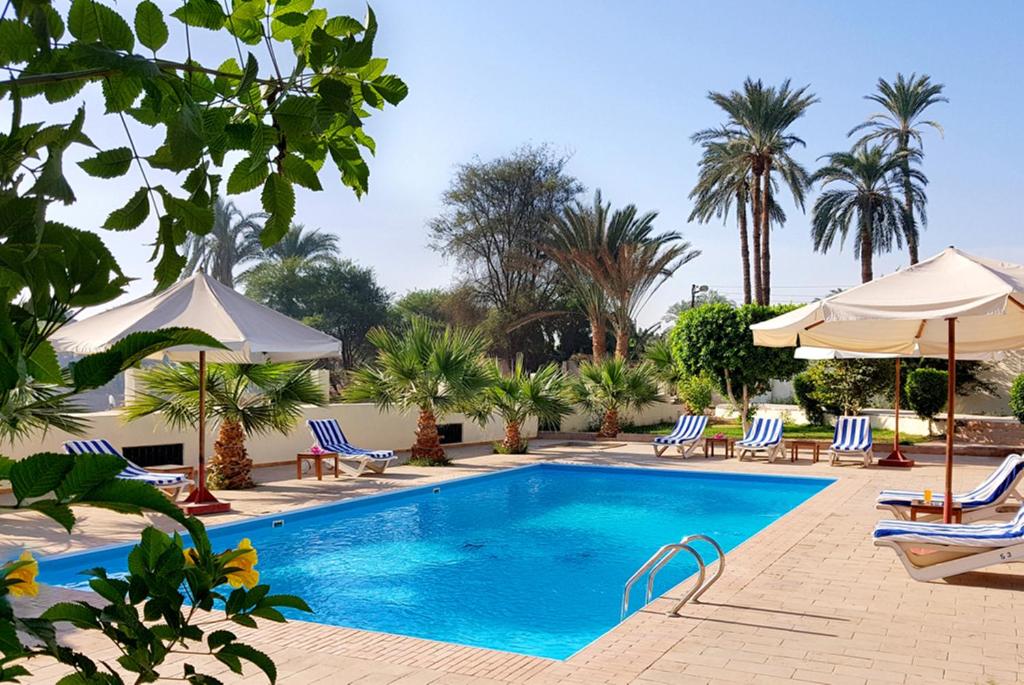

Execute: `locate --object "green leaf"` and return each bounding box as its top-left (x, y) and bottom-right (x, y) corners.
top-left (170, 0), bottom-right (226, 30)
top-left (273, 96), bottom-right (318, 141)
top-left (207, 630), bottom-right (236, 649)
top-left (235, 53), bottom-right (259, 99)
top-left (153, 215), bottom-right (186, 289)
top-left (260, 175), bottom-right (295, 247)
top-left (316, 78), bottom-right (352, 113)
top-left (162, 192), bottom-right (215, 235)
top-left (372, 75), bottom-right (408, 106)
top-left (101, 77), bottom-right (143, 112)
top-left (81, 479), bottom-right (187, 524)
top-left (41, 602), bottom-right (99, 628)
top-left (104, 187), bottom-right (150, 230)
top-left (78, 147), bottom-right (133, 178)
top-left (67, 0), bottom-right (134, 51)
top-left (0, 19), bottom-right (38, 64)
top-left (10, 453), bottom-right (74, 502)
top-left (88, 577), bottom-right (127, 604)
top-left (324, 15), bottom-right (363, 37)
top-left (271, 12), bottom-right (306, 40)
top-left (218, 643), bottom-right (276, 683)
top-left (261, 594), bottom-right (312, 612)
top-left (28, 340), bottom-right (63, 384)
top-left (226, 155), bottom-right (268, 194)
top-left (54, 453), bottom-right (126, 501)
top-left (213, 57), bottom-right (242, 96)
top-left (26, 500), bottom-right (76, 532)
top-left (280, 155), bottom-right (322, 191)
top-left (135, 1), bottom-right (168, 52)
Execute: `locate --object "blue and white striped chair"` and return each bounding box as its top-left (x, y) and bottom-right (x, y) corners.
top-left (63, 439), bottom-right (192, 500)
top-left (307, 418), bottom-right (395, 477)
top-left (877, 454), bottom-right (1024, 523)
top-left (735, 417), bottom-right (784, 462)
top-left (652, 415), bottom-right (708, 458)
top-left (874, 503), bottom-right (1024, 581)
top-left (827, 416), bottom-right (874, 467)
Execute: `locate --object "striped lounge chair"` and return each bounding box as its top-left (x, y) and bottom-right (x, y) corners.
top-left (652, 415), bottom-right (708, 458)
top-left (877, 454), bottom-right (1024, 523)
top-left (827, 416), bottom-right (874, 467)
top-left (874, 504), bottom-right (1024, 581)
top-left (735, 417), bottom-right (784, 463)
top-left (307, 418), bottom-right (396, 477)
top-left (63, 439), bottom-right (192, 500)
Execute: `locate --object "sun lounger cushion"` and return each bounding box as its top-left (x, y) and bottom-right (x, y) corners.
top-left (877, 455), bottom-right (1024, 508)
top-left (831, 416), bottom-right (872, 451)
top-left (653, 416), bottom-right (708, 445)
top-left (873, 506), bottom-right (1024, 547)
top-left (307, 419), bottom-right (394, 460)
top-left (64, 439), bottom-right (190, 488)
top-left (735, 418), bottom-right (783, 448)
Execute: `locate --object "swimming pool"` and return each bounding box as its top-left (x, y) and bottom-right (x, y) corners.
top-left (40, 463), bottom-right (832, 659)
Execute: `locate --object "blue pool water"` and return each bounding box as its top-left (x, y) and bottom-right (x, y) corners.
top-left (40, 464), bottom-right (832, 659)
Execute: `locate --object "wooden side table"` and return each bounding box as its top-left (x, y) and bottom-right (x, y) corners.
top-left (297, 451), bottom-right (339, 481)
top-left (909, 501), bottom-right (963, 523)
top-left (703, 437), bottom-right (732, 458)
top-left (787, 440), bottom-right (820, 463)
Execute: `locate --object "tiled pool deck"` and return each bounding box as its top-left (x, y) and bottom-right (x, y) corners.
top-left (8, 441), bottom-right (1024, 684)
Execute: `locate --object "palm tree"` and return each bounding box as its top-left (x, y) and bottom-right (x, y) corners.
top-left (546, 192), bottom-right (612, 361)
top-left (599, 205), bottom-right (700, 359)
top-left (123, 362), bottom-right (326, 490)
top-left (694, 79), bottom-right (817, 304)
top-left (476, 356), bottom-right (572, 453)
top-left (263, 224), bottom-right (339, 264)
top-left (181, 199), bottom-right (265, 288)
top-left (569, 358), bottom-right (660, 438)
top-left (344, 317), bottom-right (491, 465)
top-left (850, 73), bottom-right (946, 264)
top-left (810, 146), bottom-right (923, 282)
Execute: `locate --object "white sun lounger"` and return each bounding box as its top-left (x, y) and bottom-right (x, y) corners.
top-left (63, 439), bottom-right (192, 500)
top-left (873, 505), bottom-right (1024, 581)
top-left (876, 454), bottom-right (1024, 522)
top-left (307, 418), bottom-right (396, 477)
top-left (652, 415), bottom-right (708, 458)
top-left (827, 416), bottom-right (874, 467)
top-left (735, 417), bottom-right (784, 462)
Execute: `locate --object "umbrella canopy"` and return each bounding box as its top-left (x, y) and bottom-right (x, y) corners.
top-left (53, 271), bottom-right (341, 362)
top-left (754, 247), bottom-right (1024, 522)
top-left (794, 346), bottom-right (1004, 361)
top-left (752, 248), bottom-right (1024, 354)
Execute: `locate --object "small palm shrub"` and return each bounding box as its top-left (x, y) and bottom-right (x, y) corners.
top-left (478, 356), bottom-right (572, 454)
top-left (1010, 374), bottom-right (1024, 424)
top-left (905, 368), bottom-right (948, 433)
top-left (570, 358), bottom-right (660, 438)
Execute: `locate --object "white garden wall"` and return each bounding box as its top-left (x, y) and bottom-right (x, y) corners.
top-left (559, 400), bottom-right (682, 432)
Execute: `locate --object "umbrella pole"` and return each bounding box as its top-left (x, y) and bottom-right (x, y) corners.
top-left (879, 358), bottom-right (914, 467)
top-left (183, 350), bottom-right (230, 515)
top-left (943, 319), bottom-right (956, 524)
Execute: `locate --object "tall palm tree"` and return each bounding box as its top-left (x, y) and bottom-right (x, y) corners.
top-left (264, 224), bottom-right (340, 263)
top-left (181, 198), bottom-right (265, 288)
top-left (810, 146), bottom-right (923, 282)
top-left (694, 79), bottom-right (817, 304)
top-left (850, 73), bottom-right (946, 264)
top-left (344, 318), bottom-right (491, 465)
top-left (569, 358), bottom-right (660, 438)
top-left (124, 362), bottom-right (326, 490)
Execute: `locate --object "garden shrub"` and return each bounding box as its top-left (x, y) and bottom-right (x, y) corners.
top-left (905, 368), bottom-right (949, 430)
top-left (792, 372), bottom-right (825, 424)
top-left (1010, 374), bottom-right (1024, 424)
top-left (678, 374), bottom-right (716, 415)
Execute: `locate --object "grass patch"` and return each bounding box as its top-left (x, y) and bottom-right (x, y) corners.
top-left (622, 421), bottom-right (930, 445)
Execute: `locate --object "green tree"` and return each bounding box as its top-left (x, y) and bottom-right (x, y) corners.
top-left (1010, 374), bottom-right (1024, 424)
top-left (569, 358), bottom-right (660, 438)
top-left (262, 223), bottom-right (340, 264)
top-left (811, 146), bottom-right (922, 282)
top-left (476, 356), bottom-right (572, 453)
top-left (669, 303), bottom-right (805, 431)
top-left (693, 79), bottom-right (817, 304)
top-left (905, 367), bottom-right (948, 433)
top-left (851, 73), bottom-right (947, 264)
top-left (344, 318), bottom-right (491, 465)
top-left (393, 286), bottom-right (489, 330)
top-left (124, 362), bottom-right (326, 489)
top-left (182, 198), bottom-right (265, 287)
top-left (803, 359), bottom-right (890, 415)
top-left (429, 145), bottom-right (582, 363)
top-left (661, 289), bottom-right (735, 327)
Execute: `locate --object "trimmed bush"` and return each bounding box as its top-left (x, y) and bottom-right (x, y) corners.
top-left (1010, 374), bottom-right (1024, 424)
top-left (905, 368), bottom-right (948, 429)
top-left (678, 373), bottom-right (716, 415)
top-left (792, 371), bottom-right (825, 424)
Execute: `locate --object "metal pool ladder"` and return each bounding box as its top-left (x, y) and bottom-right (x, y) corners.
top-left (621, 534), bottom-right (725, 619)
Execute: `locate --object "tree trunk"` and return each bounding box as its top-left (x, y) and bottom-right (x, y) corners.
top-left (750, 170), bottom-right (764, 305)
top-left (737, 191), bottom-right (751, 305)
top-left (598, 408), bottom-right (619, 438)
top-left (412, 407), bottom-right (448, 465)
top-left (860, 200), bottom-right (874, 283)
top-left (503, 420), bottom-right (524, 453)
top-left (209, 418), bottom-right (254, 490)
top-left (740, 385), bottom-right (750, 434)
top-left (760, 168), bottom-right (772, 304)
top-left (902, 155), bottom-right (919, 265)
top-left (590, 314), bottom-right (606, 362)
top-left (614, 326), bottom-right (629, 360)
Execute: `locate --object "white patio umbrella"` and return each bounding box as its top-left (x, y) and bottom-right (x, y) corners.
top-left (754, 247), bottom-right (1024, 522)
top-left (53, 272), bottom-right (342, 514)
top-left (794, 346), bottom-right (1004, 468)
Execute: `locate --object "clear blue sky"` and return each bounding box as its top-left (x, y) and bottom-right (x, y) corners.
top-left (26, 0), bottom-right (1024, 326)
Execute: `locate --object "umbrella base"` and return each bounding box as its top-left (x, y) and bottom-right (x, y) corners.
top-left (878, 449), bottom-right (915, 468)
top-left (181, 501), bottom-right (232, 516)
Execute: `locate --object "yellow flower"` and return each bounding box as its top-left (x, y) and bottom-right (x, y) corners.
top-left (6, 551), bottom-right (39, 598)
top-left (183, 547), bottom-right (200, 566)
top-left (225, 538), bottom-right (259, 589)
